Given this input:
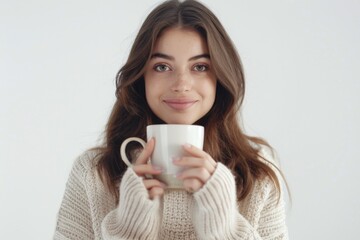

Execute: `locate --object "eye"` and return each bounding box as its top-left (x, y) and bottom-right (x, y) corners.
top-left (193, 64), bottom-right (209, 72)
top-left (154, 64), bottom-right (171, 72)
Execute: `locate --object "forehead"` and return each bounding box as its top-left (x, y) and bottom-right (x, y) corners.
top-left (152, 27), bottom-right (209, 55)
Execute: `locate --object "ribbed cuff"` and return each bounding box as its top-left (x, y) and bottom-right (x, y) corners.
top-left (101, 168), bottom-right (161, 240)
top-left (192, 163), bottom-right (238, 239)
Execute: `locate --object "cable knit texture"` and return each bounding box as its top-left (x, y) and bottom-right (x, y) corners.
top-left (54, 148), bottom-right (288, 239)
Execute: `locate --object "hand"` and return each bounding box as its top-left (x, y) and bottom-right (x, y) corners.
top-left (132, 138), bottom-right (166, 199)
top-left (173, 144), bottom-right (217, 193)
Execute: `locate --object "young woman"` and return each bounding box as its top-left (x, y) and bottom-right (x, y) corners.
top-left (54, 0), bottom-right (289, 239)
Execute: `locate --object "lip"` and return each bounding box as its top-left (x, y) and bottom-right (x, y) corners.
top-left (163, 99), bottom-right (198, 110)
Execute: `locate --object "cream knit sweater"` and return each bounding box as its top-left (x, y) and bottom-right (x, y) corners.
top-left (54, 148), bottom-right (288, 240)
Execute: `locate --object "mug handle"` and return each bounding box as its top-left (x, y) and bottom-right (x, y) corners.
top-left (120, 137), bottom-right (146, 167)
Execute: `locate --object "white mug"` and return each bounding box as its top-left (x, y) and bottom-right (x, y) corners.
top-left (120, 124), bottom-right (204, 189)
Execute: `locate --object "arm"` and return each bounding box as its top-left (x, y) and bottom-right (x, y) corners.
top-left (101, 138), bottom-right (164, 239)
top-left (101, 168), bottom-right (161, 240)
top-left (55, 148), bottom-right (162, 240)
top-left (54, 155), bottom-right (95, 240)
top-left (192, 163), bottom-right (288, 240)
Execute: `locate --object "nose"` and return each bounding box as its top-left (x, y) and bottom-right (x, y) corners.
top-left (171, 71), bottom-right (192, 92)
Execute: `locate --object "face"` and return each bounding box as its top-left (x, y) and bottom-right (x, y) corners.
top-left (144, 27), bottom-right (217, 124)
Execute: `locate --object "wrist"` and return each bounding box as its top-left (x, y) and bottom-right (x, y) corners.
top-left (192, 163), bottom-right (237, 237)
top-left (102, 168), bottom-right (161, 239)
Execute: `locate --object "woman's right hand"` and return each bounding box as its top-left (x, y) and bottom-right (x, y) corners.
top-left (132, 138), bottom-right (166, 199)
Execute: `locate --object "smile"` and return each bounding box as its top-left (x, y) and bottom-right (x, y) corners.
top-left (163, 99), bottom-right (198, 110)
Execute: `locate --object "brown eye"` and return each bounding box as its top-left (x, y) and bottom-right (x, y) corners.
top-left (193, 64), bottom-right (209, 72)
top-left (154, 64), bottom-right (171, 72)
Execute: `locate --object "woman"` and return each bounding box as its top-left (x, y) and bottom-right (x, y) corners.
top-left (54, 0), bottom-right (289, 239)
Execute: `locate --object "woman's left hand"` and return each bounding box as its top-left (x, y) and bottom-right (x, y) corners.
top-left (173, 144), bottom-right (217, 193)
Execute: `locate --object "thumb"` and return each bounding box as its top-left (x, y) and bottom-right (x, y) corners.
top-left (135, 138), bottom-right (155, 165)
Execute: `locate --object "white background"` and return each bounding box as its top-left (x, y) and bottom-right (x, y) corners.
top-left (1, 0), bottom-right (359, 239)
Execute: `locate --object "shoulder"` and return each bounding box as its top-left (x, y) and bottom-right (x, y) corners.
top-left (70, 149), bottom-right (102, 181)
top-left (256, 145), bottom-right (286, 201)
top-left (248, 140), bottom-right (281, 169)
top-left (258, 145), bottom-right (280, 167)
top-left (247, 141), bottom-right (284, 192)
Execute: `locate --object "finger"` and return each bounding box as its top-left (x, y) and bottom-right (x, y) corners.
top-left (173, 156), bottom-right (214, 173)
top-left (149, 187), bottom-right (165, 199)
top-left (183, 178), bottom-right (203, 193)
top-left (183, 144), bottom-right (217, 167)
top-left (177, 167), bottom-right (211, 183)
top-left (132, 164), bottom-right (162, 176)
top-left (143, 179), bottom-right (166, 190)
top-left (135, 138), bottom-right (155, 165)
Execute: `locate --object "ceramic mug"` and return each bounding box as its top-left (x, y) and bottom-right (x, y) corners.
top-left (120, 124), bottom-right (204, 189)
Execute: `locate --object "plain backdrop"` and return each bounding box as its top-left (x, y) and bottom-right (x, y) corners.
top-left (1, 0), bottom-right (359, 239)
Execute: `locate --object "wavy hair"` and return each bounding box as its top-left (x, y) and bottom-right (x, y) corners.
top-left (93, 0), bottom-right (286, 202)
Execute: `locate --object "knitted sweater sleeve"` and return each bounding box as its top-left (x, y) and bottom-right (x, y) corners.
top-left (101, 167), bottom-right (161, 240)
top-left (54, 154), bottom-right (95, 240)
top-left (192, 162), bottom-right (288, 240)
top-left (54, 153), bottom-right (161, 240)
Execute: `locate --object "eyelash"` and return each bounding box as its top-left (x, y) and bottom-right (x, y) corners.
top-left (193, 64), bottom-right (209, 72)
top-left (153, 63), bottom-right (210, 72)
top-left (153, 64), bottom-right (171, 72)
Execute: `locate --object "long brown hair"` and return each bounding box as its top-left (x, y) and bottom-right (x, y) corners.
top-left (93, 0), bottom-right (286, 202)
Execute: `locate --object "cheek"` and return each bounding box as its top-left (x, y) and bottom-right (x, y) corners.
top-left (145, 77), bottom-right (162, 106)
top-left (199, 78), bottom-right (217, 99)
top-left (205, 81), bottom-right (217, 109)
top-left (144, 74), bottom-right (155, 93)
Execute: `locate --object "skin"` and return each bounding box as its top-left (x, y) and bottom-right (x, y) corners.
top-left (133, 27), bottom-right (217, 199)
top-left (144, 27), bottom-right (217, 124)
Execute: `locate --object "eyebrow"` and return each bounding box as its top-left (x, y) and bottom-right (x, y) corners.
top-left (150, 52), bottom-right (210, 61)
